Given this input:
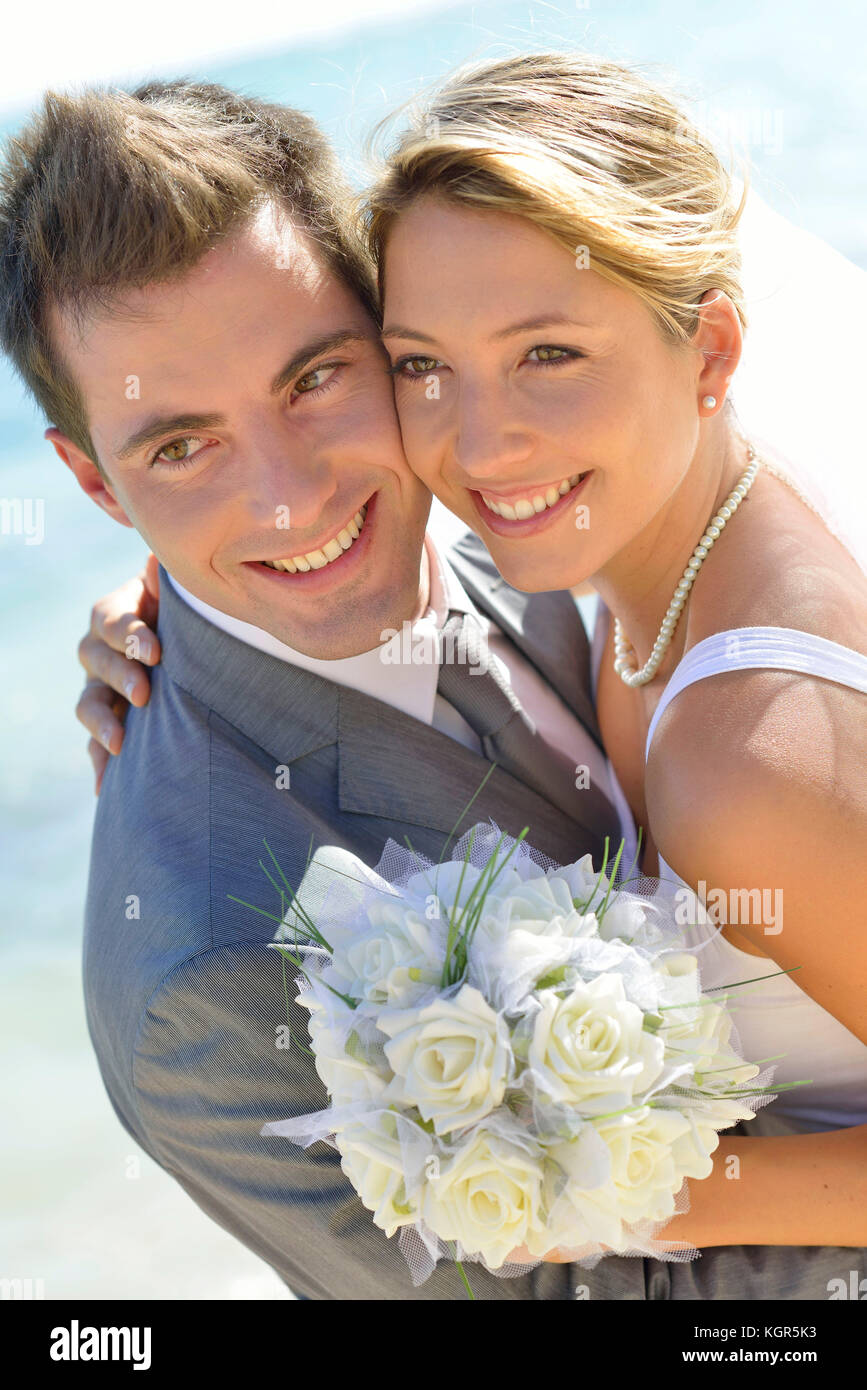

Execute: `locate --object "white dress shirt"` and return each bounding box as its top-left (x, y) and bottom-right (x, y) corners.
top-left (165, 524), bottom-right (613, 798)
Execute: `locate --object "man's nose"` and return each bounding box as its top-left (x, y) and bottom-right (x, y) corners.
top-left (240, 427), bottom-right (338, 531)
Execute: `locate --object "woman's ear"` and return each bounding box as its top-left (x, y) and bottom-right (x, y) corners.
top-left (45, 427), bottom-right (135, 529)
top-left (692, 289), bottom-right (743, 407)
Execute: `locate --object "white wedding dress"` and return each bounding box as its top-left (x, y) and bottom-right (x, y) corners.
top-left (584, 186), bottom-right (867, 1136)
top-left (591, 611), bottom-right (867, 1135)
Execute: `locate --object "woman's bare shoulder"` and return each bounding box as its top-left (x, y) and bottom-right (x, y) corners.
top-left (684, 466), bottom-right (867, 652)
top-left (647, 468), bottom-right (867, 863)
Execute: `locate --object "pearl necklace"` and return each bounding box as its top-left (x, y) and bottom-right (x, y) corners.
top-left (614, 443), bottom-right (759, 687)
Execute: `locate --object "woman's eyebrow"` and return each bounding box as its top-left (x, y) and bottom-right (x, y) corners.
top-left (381, 315), bottom-right (594, 343)
top-left (489, 314), bottom-right (596, 340)
top-left (380, 325), bottom-right (437, 343)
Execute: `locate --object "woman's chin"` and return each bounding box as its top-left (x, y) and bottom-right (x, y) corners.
top-left (488, 550), bottom-right (593, 595)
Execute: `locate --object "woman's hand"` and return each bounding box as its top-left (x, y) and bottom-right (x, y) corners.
top-left (76, 552), bottom-right (161, 793)
top-left (506, 1242), bottom-right (604, 1265)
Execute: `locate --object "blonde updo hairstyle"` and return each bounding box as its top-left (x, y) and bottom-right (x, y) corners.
top-left (365, 52), bottom-right (749, 352)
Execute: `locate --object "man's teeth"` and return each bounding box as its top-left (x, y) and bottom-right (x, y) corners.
top-left (481, 474), bottom-right (584, 520)
top-left (261, 505), bottom-right (368, 573)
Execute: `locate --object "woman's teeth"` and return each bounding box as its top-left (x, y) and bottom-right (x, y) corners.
top-left (481, 474), bottom-right (584, 520)
top-left (261, 505), bottom-right (368, 573)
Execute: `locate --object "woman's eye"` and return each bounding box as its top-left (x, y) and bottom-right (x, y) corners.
top-left (152, 435), bottom-right (210, 467)
top-left (392, 356), bottom-right (443, 378)
top-left (526, 346), bottom-right (575, 364)
top-left (293, 364), bottom-right (338, 396)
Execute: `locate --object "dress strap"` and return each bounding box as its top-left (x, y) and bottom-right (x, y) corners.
top-left (645, 626), bottom-right (867, 761)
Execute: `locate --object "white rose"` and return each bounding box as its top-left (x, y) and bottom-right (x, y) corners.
top-left (413, 857), bottom-right (594, 945)
top-left (336, 1115), bottom-right (418, 1238)
top-left (526, 974), bottom-right (665, 1114)
top-left (378, 984), bottom-right (513, 1135)
top-left (421, 1126), bottom-right (548, 1268)
top-left (687, 1090), bottom-right (763, 1130)
top-left (338, 900), bottom-right (445, 1013)
top-left (468, 925), bottom-right (580, 1013)
top-left (658, 977), bottom-right (759, 1088)
top-left (545, 1105), bottom-right (716, 1251)
top-left (553, 856), bottom-right (663, 946)
top-left (549, 855), bottom-right (600, 905)
top-left (598, 1106), bottom-right (714, 1222)
top-left (593, 894), bottom-right (655, 944)
top-left (402, 860), bottom-right (484, 917)
top-left (474, 870), bottom-right (596, 945)
top-left (306, 1009), bottom-right (390, 1105)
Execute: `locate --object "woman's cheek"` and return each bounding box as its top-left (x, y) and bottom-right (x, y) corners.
top-left (396, 394), bottom-right (447, 468)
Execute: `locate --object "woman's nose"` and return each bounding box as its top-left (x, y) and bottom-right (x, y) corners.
top-left (451, 386), bottom-right (535, 482)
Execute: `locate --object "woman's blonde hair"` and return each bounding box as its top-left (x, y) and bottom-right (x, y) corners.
top-left (365, 52), bottom-right (749, 344)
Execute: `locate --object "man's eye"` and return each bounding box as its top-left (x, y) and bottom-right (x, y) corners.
top-left (152, 436), bottom-right (210, 467)
top-left (293, 365), bottom-right (338, 395)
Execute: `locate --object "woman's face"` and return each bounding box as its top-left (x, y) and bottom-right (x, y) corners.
top-left (381, 197), bottom-right (710, 593)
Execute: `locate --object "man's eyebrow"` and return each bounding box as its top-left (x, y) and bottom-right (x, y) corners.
top-left (269, 330), bottom-right (372, 394)
top-left (115, 413), bottom-right (227, 462)
top-left (113, 330), bottom-right (373, 460)
top-left (381, 315), bottom-right (595, 344)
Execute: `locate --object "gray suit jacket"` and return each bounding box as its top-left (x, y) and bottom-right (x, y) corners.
top-left (82, 532), bottom-right (858, 1300)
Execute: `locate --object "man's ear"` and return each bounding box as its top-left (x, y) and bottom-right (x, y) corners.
top-left (45, 427), bottom-right (135, 529)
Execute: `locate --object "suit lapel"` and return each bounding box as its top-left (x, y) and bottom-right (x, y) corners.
top-left (447, 532), bottom-right (603, 750)
top-left (158, 568), bottom-right (339, 764)
top-left (337, 685), bottom-right (612, 866)
top-left (158, 560), bottom-right (610, 864)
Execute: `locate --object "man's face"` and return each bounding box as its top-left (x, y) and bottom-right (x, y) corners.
top-left (51, 203), bottom-right (431, 658)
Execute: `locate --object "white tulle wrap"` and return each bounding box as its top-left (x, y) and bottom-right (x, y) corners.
top-left (261, 825), bottom-right (780, 1286)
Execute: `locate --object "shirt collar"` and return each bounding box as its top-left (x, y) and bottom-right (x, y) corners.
top-left (163, 529), bottom-right (480, 727)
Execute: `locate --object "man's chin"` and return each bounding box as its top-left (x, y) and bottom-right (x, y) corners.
top-left (258, 600), bottom-right (415, 661)
top-left (278, 626), bottom-right (389, 660)
top-left (221, 544), bottom-right (426, 658)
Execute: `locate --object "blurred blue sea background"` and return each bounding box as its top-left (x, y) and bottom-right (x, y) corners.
top-left (1, 0), bottom-right (864, 1298)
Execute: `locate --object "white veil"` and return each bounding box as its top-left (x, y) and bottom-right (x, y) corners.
top-left (731, 184), bottom-right (866, 574)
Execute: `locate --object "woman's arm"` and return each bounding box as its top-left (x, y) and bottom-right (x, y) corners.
top-left (661, 1124), bottom-right (867, 1248)
top-left (525, 1120), bottom-right (867, 1261)
top-left (649, 668), bottom-right (867, 1043)
top-left (641, 668), bottom-right (867, 1248)
top-left (75, 551), bottom-right (161, 791)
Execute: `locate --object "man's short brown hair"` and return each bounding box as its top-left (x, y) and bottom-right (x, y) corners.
top-left (0, 80), bottom-right (377, 462)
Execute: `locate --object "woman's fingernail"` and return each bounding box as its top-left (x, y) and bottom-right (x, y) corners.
top-left (138, 640), bottom-right (153, 661)
top-left (102, 727), bottom-right (114, 750)
top-left (124, 677), bottom-right (137, 699)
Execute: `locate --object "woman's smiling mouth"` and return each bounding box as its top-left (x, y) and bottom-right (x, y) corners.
top-left (471, 471), bottom-right (592, 535)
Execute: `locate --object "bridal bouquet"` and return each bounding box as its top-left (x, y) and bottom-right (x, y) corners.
top-left (257, 823), bottom-right (779, 1292)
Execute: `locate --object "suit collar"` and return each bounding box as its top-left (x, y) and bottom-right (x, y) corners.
top-left (158, 566), bottom-right (339, 765)
top-left (446, 531), bottom-right (604, 749)
top-left (157, 562), bottom-right (609, 861)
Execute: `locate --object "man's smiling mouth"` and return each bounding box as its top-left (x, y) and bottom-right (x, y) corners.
top-left (257, 502), bottom-right (369, 573)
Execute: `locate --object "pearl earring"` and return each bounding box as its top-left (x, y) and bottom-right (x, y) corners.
top-left (702, 394), bottom-right (717, 410)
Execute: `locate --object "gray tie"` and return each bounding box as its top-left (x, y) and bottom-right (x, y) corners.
top-left (436, 611), bottom-right (622, 862)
